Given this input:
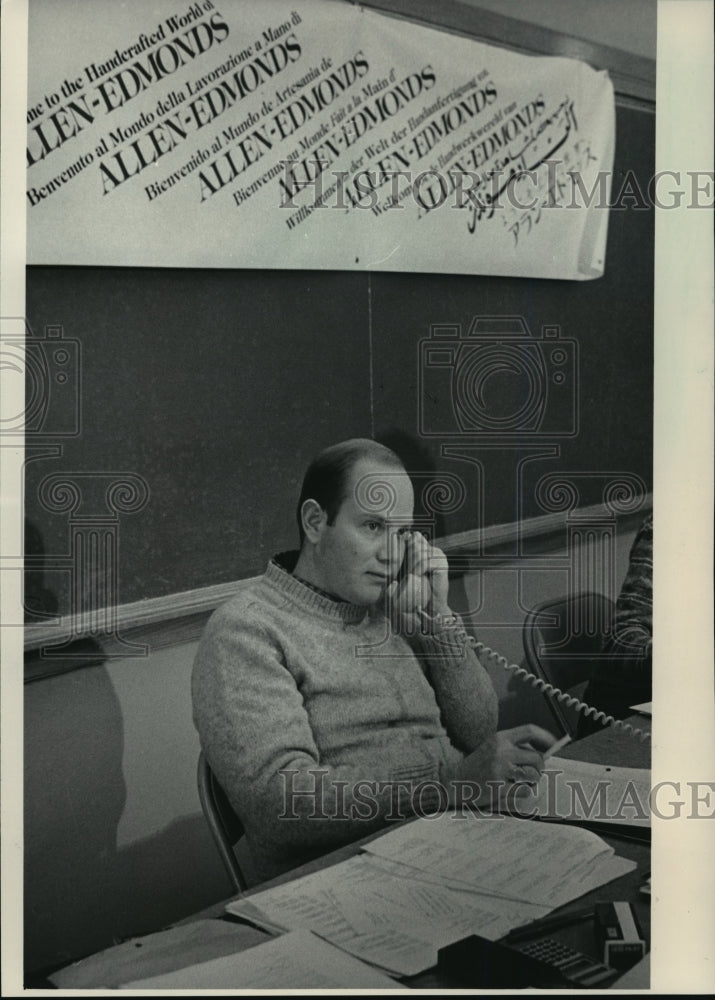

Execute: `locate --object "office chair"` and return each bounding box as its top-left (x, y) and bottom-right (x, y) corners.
top-left (522, 591), bottom-right (616, 740)
top-left (196, 751), bottom-right (248, 894)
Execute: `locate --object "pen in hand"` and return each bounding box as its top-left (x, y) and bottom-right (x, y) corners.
top-left (518, 733), bottom-right (572, 760)
top-left (543, 734), bottom-right (572, 760)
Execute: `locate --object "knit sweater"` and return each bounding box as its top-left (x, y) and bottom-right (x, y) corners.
top-left (192, 553), bottom-right (499, 881)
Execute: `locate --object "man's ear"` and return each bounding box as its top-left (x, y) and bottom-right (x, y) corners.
top-left (300, 498), bottom-right (328, 543)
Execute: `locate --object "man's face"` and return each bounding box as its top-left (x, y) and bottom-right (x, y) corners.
top-left (313, 458), bottom-right (414, 605)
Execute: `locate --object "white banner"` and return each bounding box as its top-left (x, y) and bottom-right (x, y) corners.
top-left (26, 0), bottom-right (615, 279)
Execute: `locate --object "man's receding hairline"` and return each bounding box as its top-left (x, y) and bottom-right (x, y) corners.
top-left (317, 438), bottom-right (405, 468)
top-left (297, 438), bottom-right (408, 538)
top-left (340, 457), bottom-right (414, 519)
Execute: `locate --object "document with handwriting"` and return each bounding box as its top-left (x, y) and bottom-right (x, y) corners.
top-left (226, 816), bottom-right (635, 977)
top-left (227, 852), bottom-right (546, 976)
top-left (362, 813), bottom-right (630, 908)
top-left (123, 928), bottom-right (397, 989)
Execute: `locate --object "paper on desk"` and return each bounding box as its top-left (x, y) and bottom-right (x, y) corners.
top-left (226, 818), bottom-right (636, 976)
top-left (338, 868), bottom-right (543, 940)
top-left (308, 854), bottom-right (551, 970)
top-left (49, 919), bottom-right (268, 990)
top-left (347, 852), bottom-right (551, 935)
top-left (357, 848), bottom-right (543, 902)
top-left (227, 859), bottom-right (429, 975)
top-left (226, 852), bottom-right (548, 977)
top-left (123, 928), bottom-right (397, 989)
top-left (360, 849), bottom-right (634, 917)
top-left (229, 882), bottom-right (356, 942)
top-left (522, 757), bottom-right (651, 827)
top-left (560, 852), bottom-right (637, 899)
top-left (228, 892), bottom-right (430, 976)
top-left (362, 812), bottom-right (617, 907)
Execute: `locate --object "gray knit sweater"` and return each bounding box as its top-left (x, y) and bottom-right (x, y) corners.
top-left (192, 554), bottom-right (499, 881)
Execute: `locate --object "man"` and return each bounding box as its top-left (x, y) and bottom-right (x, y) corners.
top-left (192, 439), bottom-right (555, 882)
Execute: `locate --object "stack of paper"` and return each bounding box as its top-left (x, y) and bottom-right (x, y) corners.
top-left (360, 813), bottom-right (636, 909)
top-left (226, 813), bottom-right (635, 977)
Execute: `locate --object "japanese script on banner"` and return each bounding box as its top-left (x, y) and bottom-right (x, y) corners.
top-left (26, 0), bottom-right (616, 279)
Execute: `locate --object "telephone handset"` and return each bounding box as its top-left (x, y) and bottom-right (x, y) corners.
top-left (415, 609), bottom-right (651, 744)
top-left (393, 545), bottom-right (650, 744)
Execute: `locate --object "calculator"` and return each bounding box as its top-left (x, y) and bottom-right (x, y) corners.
top-left (438, 932), bottom-right (620, 988)
top-left (516, 936), bottom-right (618, 987)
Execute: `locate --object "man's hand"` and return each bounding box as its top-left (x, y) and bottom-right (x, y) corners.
top-left (386, 531), bottom-right (452, 623)
top-left (456, 723), bottom-right (558, 799)
top-left (489, 724), bottom-right (557, 787)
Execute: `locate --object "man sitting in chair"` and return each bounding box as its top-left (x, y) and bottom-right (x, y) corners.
top-left (192, 439), bottom-right (556, 882)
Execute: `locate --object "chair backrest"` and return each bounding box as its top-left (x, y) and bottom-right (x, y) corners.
top-left (522, 591), bottom-right (615, 739)
top-left (196, 751), bottom-right (247, 894)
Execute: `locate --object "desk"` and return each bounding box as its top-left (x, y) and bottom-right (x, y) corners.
top-left (50, 717), bottom-right (652, 990)
top-left (405, 716), bottom-right (651, 990)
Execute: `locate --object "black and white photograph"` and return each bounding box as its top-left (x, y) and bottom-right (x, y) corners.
top-left (1, 0), bottom-right (713, 993)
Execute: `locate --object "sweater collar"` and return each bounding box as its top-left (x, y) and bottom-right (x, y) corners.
top-left (266, 552), bottom-right (374, 625)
